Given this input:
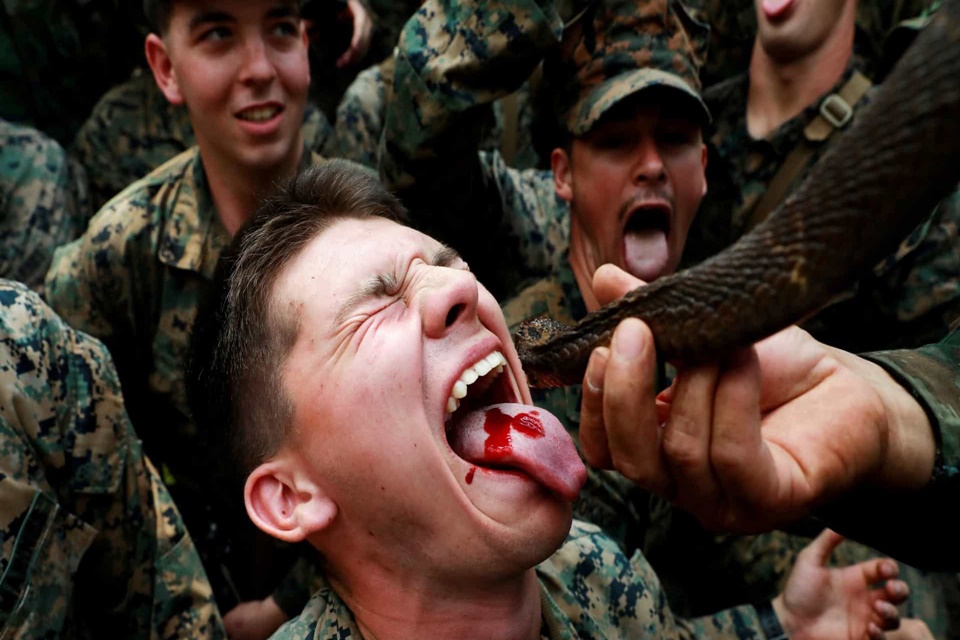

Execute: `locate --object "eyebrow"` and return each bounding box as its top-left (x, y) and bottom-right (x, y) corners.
top-left (334, 244), bottom-right (462, 326)
top-left (188, 11), bottom-right (235, 31)
top-left (188, 4), bottom-right (298, 32)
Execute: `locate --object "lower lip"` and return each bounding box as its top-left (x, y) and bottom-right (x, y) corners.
top-left (236, 109), bottom-right (284, 136)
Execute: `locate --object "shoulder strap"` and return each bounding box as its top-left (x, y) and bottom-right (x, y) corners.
top-left (746, 71), bottom-right (873, 231)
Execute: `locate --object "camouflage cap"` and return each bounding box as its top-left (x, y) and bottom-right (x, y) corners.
top-left (552, 0), bottom-right (711, 136)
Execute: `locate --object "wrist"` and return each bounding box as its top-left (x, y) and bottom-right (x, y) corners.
top-left (761, 598), bottom-right (791, 640)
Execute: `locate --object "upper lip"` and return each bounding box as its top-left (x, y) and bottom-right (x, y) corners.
top-left (621, 197), bottom-right (673, 234)
top-left (442, 337), bottom-right (519, 423)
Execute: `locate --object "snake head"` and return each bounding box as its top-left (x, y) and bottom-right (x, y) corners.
top-left (513, 315), bottom-right (573, 388)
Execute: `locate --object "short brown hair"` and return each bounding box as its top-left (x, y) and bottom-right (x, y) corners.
top-left (142, 0), bottom-right (173, 33)
top-left (188, 161), bottom-right (407, 481)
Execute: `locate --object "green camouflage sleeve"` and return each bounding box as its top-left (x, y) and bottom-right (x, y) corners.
top-left (0, 120), bottom-right (92, 289)
top-left (539, 521), bottom-right (770, 639)
top-left (42, 186), bottom-right (156, 349)
top-left (380, 0), bottom-right (569, 297)
top-left (0, 281), bottom-right (224, 638)
top-left (818, 327), bottom-right (960, 570)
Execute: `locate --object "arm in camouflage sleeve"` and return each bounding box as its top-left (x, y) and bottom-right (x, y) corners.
top-left (0, 281), bottom-right (223, 638)
top-left (821, 327), bottom-right (960, 571)
top-left (42, 190), bottom-right (158, 377)
top-left (379, 0), bottom-right (570, 296)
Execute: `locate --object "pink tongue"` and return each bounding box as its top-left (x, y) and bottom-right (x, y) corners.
top-left (623, 230), bottom-right (669, 283)
top-left (762, 0), bottom-right (793, 19)
top-left (448, 403), bottom-right (586, 501)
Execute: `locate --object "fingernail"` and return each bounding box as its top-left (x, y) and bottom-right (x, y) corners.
top-left (585, 347), bottom-right (609, 393)
top-left (880, 560), bottom-right (899, 579)
top-left (612, 319), bottom-right (645, 361)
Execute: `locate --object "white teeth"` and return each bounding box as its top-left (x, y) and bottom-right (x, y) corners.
top-left (238, 106), bottom-right (279, 122)
top-left (445, 350), bottom-right (507, 417)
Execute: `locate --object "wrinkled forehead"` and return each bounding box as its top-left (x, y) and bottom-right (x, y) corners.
top-left (272, 217), bottom-right (437, 322)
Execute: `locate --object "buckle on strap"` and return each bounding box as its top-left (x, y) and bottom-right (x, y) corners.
top-left (820, 93), bottom-right (854, 129)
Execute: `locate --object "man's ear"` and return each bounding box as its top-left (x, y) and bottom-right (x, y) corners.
top-left (245, 459), bottom-right (338, 543)
top-left (144, 34), bottom-right (185, 105)
top-left (551, 147), bottom-right (574, 202)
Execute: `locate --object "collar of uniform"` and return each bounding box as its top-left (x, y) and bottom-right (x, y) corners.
top-left (157, 146), bottom-right (323, 279)
top-left (156, 148), bottom-right (228, 279)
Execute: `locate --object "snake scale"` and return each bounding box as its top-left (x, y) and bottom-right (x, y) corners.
top-left (515, 0), bottom-right (960, 388)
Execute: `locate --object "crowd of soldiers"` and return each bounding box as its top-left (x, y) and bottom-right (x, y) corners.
top-left (1, 0), bottom-right (958, 638)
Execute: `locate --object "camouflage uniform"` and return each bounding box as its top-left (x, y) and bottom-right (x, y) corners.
top-left (270, 520), bottom-right (776, 639)
top-left (0, 120), bottom-right (92, 289)
top-left (330, 55), bottom-right (541, 171)
top-left (0, 280), bottom-right (224, 638)
top-left (0, 0), bottom-right (145, 145)
top-left (71, 71), bottom-right (333, 212)
top-left (43, 146), bottom-right (324, 608)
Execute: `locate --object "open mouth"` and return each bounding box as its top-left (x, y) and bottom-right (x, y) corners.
top-left (442, 351), bottom-right (586, 500)
top-left (236, 105), bottom-right (283, 122)
top-left (444, 350), bottom-right (519, 472)
top-left (624, 202), bottom-right (672, 236)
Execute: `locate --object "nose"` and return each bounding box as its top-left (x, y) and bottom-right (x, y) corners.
top-left (239, 38), bottom-right (277, 86)
top-left (633, 137), bottom-right (667, 185)
top-left (419, 267), bottom-right (480, 339)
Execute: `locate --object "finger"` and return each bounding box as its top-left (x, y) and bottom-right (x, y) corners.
top-left (601, 319), bottom-right (668, 492)
top-left (660, 360), bottom-right (722, 515)
top-left (708, 347), bottom-right (781, 524)
top-left (592, 264), bottom-right (645, 306)
top-left (860, 557), bottom-right (900, 585)
top-left (798, 528), bottom-right (845, 567)
top-left (874, 599), bottom-right (901, 629)
top-left (883, 579), bottom-right (910, 606)
top-left (867, 621), bottom-right (884, 640)
top-left (580, 347), bottom-right (613, 468)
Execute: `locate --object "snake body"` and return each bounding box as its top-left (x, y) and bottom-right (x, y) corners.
top-left (516, 0), bottom-right (960, 388)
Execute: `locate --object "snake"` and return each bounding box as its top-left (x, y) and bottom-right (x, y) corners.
top-left (515, 0), bottom-right (960, 389)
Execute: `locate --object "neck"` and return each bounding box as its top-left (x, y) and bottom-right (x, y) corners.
top-left (568, 220), bottom-right (600, 312)
top-left (746, 16), bottom-right (855, 139)
top-left (200, 143), bottom-right (303, 237)
top-left (330, 566), bottom-right (543, 640)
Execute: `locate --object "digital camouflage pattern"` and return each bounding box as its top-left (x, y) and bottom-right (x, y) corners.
top-left (330, 55), bottom-right (541, 170)
top-left (0, 280), bottom-right (224, 638)
top-left (71, 72), bottom-right (333, 212)
top-left (687, 51), bottom-right (960, 354)
top-left (269, 520), bottom-right (774, 639)
top-left (42, 146), bottom-right (324, 608)
top-left (0, 120), bottom-right (92, 289)
top-left (0, 0), bottom-right (146, 144)
top-left (546, 0), bottom-right (709, 134)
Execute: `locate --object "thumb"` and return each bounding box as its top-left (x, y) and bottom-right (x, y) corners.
top-left (801, 528), bottom-right (845, 567)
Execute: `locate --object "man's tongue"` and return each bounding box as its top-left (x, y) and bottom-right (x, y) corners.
top-left (447, 403), bottom-right (586, 501)
top-left (762, 0), bottom-right (794, 20)
top-left (623, 229), bottom-right (670, 283)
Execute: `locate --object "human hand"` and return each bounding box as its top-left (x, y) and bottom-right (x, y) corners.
top-left (223, 596), bottom-right (290, 640)
top-left (578, 265), bottom-right (935, 533)
top-left (336, 0), bottom-right (373, 68)
top-left (772, 529), bottom-right (908, 640)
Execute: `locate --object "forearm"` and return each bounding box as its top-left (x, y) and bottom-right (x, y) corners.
top-left (817, 333), bottom-right (960, 570)
top-left (380, 0), bottom-right (563, 192)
